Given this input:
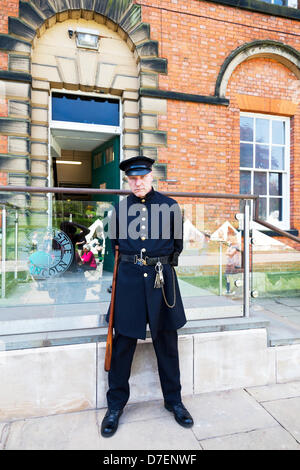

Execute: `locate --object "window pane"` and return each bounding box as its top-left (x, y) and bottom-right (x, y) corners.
top-left (240, 143), bottom-right (253, 167)
top-left (240, 116), bottom-right (254, 141)
top-left (269, 198), bottom-right (282, 221)
top-left (52, 93), bottom-right (119, 126)
top-left (240, 171), bottom-right (251, 194)
top-left (258, 197), bottom-right (267, 219)
top-left (271, 146), bottom-right (284, 170)
top-left (255, 144), bottom-right (269, 169)
top-left (94, 152), bottom-right (102, 169)
top-left (272, 121), bottom-right (285, 145)
top-left (254, 172), bottom-right (267, 195)
top-left (105, 146), bottom-right (114, 163)
top-left (256, 118), bottom-right (269, 143)
top-left (269, 173), bottom-right (282, 196)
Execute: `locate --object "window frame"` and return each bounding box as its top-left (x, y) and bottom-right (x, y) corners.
top-left (240, 111), bottom-right (290, 230)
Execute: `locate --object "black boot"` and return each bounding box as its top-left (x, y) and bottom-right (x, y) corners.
top-left (100, 409), bottom-right (123, 438)
top-left (165, 402), bottom-right (194, 428)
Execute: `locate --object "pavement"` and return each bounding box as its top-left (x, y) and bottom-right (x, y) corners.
top-left (1, 380), bottom-right (300, 450)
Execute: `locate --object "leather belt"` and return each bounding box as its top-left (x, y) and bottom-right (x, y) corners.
top-left (120, 254), bottom-right (172, 266)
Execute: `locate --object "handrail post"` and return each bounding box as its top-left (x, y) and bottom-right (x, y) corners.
top-left (1, 205), bottom-right (6, 298)
top-left (243, 200), bottom-right (250, 317)
top-left (14, 209), bottom-right (18, 280)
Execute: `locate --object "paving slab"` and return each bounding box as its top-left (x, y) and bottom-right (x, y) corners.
top-left (4, 400), bottom-right (200, 450)
top-left (4, 387), bottom-right (300, 450)
top-left (118, 398), bottom-right (171, 424)
top-left (95, 416), bottom-right (201, 451)
top-left (200, 426), bottom-right (300, 450)
top-left (97, 400), bottom-right (200, 450)
top-left (5, 410), bottom-right (103, 450)
top-left (181, 389), bottom-right (277, 441)
top-left (246, 381), bottom-right (300, 402)
top-left (263, 397), bottom-right (300, 443)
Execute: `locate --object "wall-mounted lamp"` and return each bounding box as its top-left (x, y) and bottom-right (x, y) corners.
top-left (68, 27), bottom-right (100, 50)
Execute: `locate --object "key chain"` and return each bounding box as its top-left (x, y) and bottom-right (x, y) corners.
top-left (154, 261), bottom-right (164, 288)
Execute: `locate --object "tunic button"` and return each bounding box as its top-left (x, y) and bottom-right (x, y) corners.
top-left (141, 236), bottom-right (146, 241)
top-left (141, 199), bottom-right (145, 203)
top-left (142, 208), bottom-right (146, 212)
top-left (141, 225), bottom-right (145, 229)
top-left (144, 273), bottom-right (148, 277)
top-left (142, 217), bottom-right (146, 221)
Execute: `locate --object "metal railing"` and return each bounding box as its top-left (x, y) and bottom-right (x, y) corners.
top-left (0, 185), bottom-right (299, 317)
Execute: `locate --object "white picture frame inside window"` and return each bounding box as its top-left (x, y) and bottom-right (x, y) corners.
top-left (240, 112), bottom-right (290, 230)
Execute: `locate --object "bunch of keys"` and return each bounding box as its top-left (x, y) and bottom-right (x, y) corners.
top-left (154, 261), bottom-right (164, 288)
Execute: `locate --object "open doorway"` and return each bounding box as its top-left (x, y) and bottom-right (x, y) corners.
top-left (50, 91), bottom-right (121, 274)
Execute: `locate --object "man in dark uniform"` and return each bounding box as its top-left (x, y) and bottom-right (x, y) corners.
top-left (101, 156), bottom-right (194, 438)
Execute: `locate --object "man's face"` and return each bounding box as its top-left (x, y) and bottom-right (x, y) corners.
top-left (127, 172), bottom-right (153, 198)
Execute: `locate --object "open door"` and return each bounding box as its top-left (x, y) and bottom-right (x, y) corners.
top-left (92, 136), bottom-right (120, 271)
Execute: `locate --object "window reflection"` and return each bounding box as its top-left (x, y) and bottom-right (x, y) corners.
top-left (272, 121), bottom-right (285, 145)
top-left (52, 93), bottom-right (119, 126)
top-left (240, 171), bottom-right (251, 194)
top-left (255, 144), bottom-right (269, 169)
top-left (269, 198), bottom-right (282, 221)
top-left (269, 173), bottom-right (282, 196)
top-left (240, 116), bottom-right (254, 141)
top-left (240, 143), bottom-right (253, 167)
top-left (271, 146), bottom-right (284, 170)
top-left (254, 172), bottom-right (267, 195)
top-left (258, 197), bottom-right (267, 219)
top-left (256, 118), bottom-right (269, 143)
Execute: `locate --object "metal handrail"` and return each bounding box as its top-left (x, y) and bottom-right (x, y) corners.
top-left (0, 200), bottom-right (22, 210)
top-left (253, 198), bottom-right (300, 244)
top-left (0, 185), bottom-right (256, 198)
top-left (0, 185), bottom-right (299, 243)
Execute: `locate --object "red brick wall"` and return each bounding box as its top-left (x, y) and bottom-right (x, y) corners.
top-left (0, 0), bottom-right (18, 18)
top-left (0, 52), bottom-right (8, 70)
top-left (140, 0), bottom-right (300, 241)
top-left (0, 0), bottom-right (18, 34)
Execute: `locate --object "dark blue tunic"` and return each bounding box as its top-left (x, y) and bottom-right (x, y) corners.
top-left (108, 187), bottom-right (187, 340)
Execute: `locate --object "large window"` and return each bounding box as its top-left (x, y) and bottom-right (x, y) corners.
top-left (240, 113), bottom-right (290, 229)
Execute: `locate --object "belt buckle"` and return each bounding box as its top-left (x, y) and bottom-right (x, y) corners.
top-left (134, 254), bottom-right (146, 266)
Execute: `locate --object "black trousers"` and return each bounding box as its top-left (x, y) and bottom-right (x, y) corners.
top-left (107, 329), bottom-right (182, 410)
